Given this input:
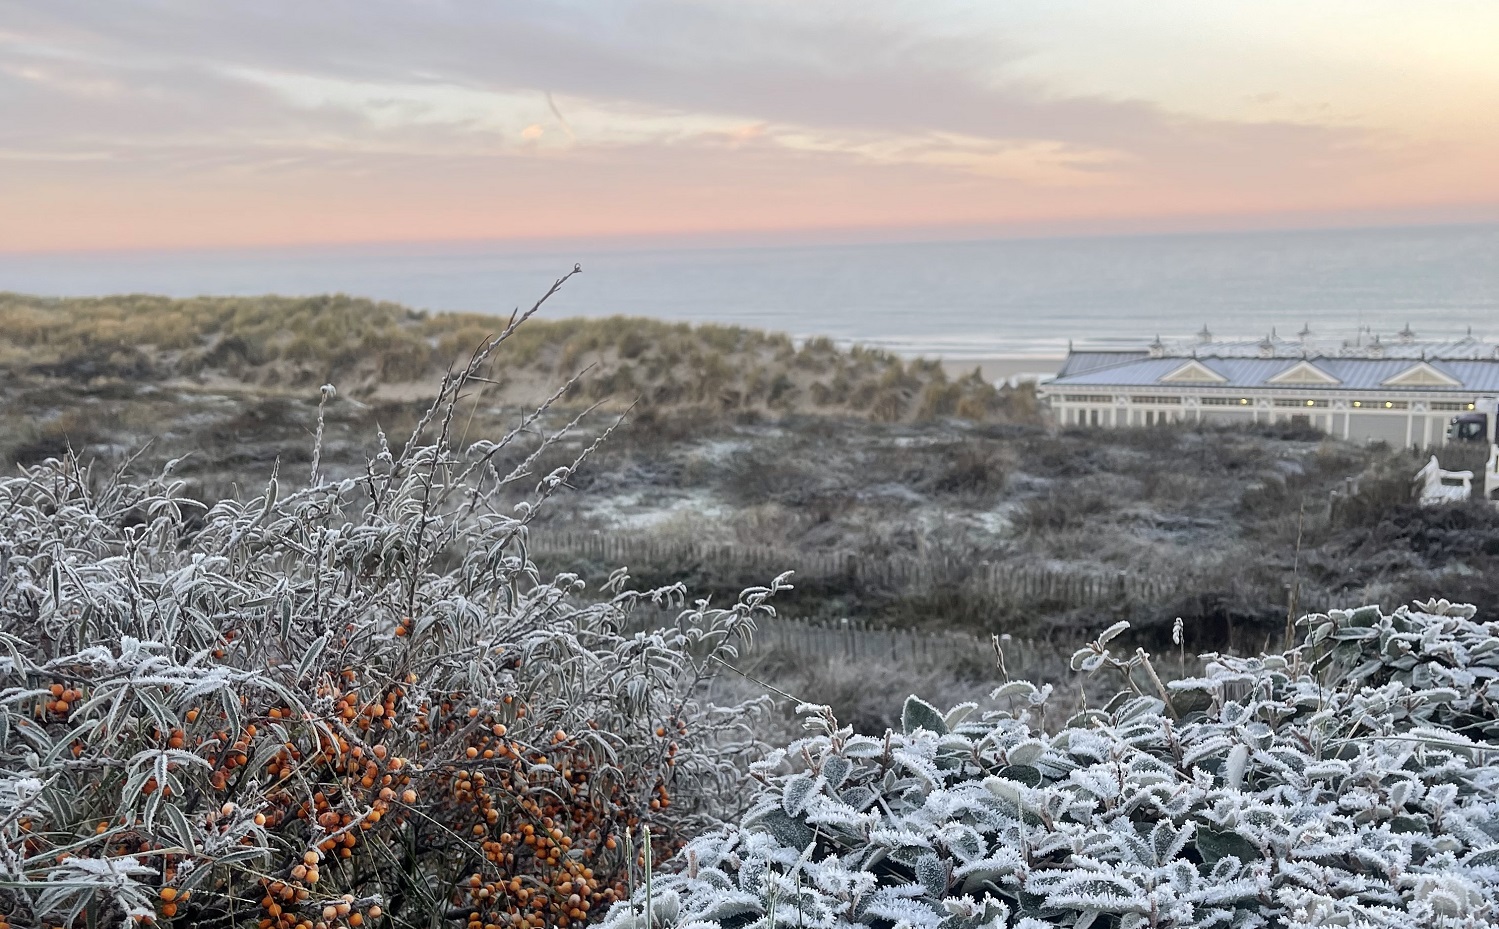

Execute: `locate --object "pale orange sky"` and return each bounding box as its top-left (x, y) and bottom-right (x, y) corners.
top-left (3, 1), bottom-right (1499, 253)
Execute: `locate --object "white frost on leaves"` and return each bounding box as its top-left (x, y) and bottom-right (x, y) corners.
top-left (602, 602), bottom-right (1499, 929)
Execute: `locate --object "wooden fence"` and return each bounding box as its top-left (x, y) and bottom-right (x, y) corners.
top-left (743, 615), bottom-right (1062, 671)
top-left (530, 531), bottom-right (1184, 607)
top-left (611, 606), bottom-right (1070, 676)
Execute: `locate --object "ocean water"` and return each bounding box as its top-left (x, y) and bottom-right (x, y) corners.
top-left (3, 223), bottom-right (1497, 360)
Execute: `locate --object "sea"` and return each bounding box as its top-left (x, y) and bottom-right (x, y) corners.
top-left (3, 222), bottom-right (1496, 363)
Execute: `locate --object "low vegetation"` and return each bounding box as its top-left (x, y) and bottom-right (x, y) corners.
top-left (0, 291), bottom-right (1022, 423)
top-left (0, 290), bottom-right (781, 928)
top-left (7, 289), bottom-right (1492, 665)
top-left (526, 415), bottom-right (1499, 654)
top-left (6, 281), bottom-right (1499, 927)
top-left (609, 600), bottom-right (1499, 929)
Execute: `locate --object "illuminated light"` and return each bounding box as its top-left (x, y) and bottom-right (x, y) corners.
top-left (1305, 400), bottom-right (1315, 406)
top-left (1468, 403), bottom-right (1477, 410)
top-left (1385, 401), bottom-right (1394, 408)
top-left (1239, 398), bottom-right (1249, 405)
top-left (1353, 401), bottom-right (1362, 408)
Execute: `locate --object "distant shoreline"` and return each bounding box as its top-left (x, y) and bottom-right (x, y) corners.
top-left (5, 224), bottom-right (1494, 359)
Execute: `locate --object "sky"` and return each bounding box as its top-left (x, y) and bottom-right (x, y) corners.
top-left (3, 1), bottom-right (1499, 253)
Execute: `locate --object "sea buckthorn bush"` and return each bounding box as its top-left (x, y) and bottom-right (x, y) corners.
top-left (0, 276), bottom-right (780, 928)
top-left (609, 601), bottom-right (1499, 929)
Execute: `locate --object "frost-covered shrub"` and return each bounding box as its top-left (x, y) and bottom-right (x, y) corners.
top-left (0, 276), bottom-right (778, 929)
top-left (609, 603), bottom-right (1499, 929)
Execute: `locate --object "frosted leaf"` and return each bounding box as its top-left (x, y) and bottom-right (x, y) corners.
top-left (783, 773), bottom-right (821, 818)
top-left (892, 749), bottom-right (944, 790)
top-left (1028, 871), bottom-right (1148, 914)
top-left (821, 754), bottom-right (852, 790)
top-left (1005, 738), bottom-right (1047, 767)
top-left (902, 696), bottom-right (948, 736)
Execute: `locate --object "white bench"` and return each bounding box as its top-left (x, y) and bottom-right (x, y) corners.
top-left (1485, 444), bottom-right (1499, 506)
top-left (1414, 455), bottom-right (1472, 506)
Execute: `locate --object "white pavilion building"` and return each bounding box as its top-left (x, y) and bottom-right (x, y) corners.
top-left (1038, 327), bottom-right (1499, 447)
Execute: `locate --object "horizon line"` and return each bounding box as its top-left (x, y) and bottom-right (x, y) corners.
top-left (5, 212), bottom-right (1499, 261)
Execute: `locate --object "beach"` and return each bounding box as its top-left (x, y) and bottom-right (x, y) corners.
top-left (939, 356), bottom-right (1063, 382)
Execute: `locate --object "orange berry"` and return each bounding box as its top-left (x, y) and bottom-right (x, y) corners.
top-left (160, 887), bottom-right (179, 902)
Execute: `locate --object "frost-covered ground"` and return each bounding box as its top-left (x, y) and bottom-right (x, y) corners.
top-left (532, 414), bottom-right (1499, 646)
top-left (5, 373), bottom-right (1497, 650)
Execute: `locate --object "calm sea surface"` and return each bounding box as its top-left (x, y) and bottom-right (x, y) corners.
top-left (3, 223), bottom-right (1496, 360)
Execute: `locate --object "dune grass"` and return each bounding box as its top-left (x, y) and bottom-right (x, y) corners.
top-left (0, 292), bottom-right (1030, 422)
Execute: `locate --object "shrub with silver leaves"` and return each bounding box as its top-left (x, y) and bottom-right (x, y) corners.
top-left (0, 271), bottom-right (779, 929)
top-left (606, 600), bottom-right (1499, 929)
